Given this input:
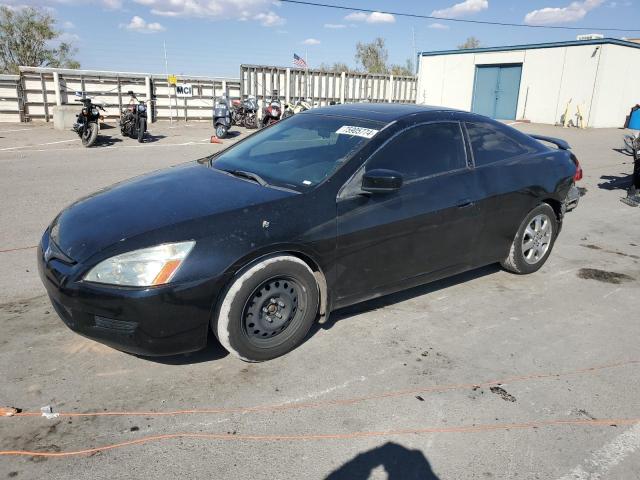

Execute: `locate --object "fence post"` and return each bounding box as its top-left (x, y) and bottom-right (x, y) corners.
top-left (285, 68), bottom-right (291, 104)
top-left (40, 73), bottom-right (49, 122)
top-left (340, 72), bottom-right (346, 104)
top-left (53, 71), bottom-right (62, 106)
top-left (222, 80), bottom-right (227, 98)
top-left (388, 74), bottom-right (394, 103)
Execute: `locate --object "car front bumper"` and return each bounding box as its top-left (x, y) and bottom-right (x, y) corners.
top-left (37, 235), bottom-right (219, 356)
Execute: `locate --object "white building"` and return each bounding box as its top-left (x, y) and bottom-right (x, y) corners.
top-left (416, 38), bottom-right (640, 128)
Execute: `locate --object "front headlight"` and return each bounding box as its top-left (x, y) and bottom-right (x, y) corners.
top-left (84, 241), bottom-right (195, 287)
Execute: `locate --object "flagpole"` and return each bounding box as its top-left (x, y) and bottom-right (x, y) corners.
top-left (305, 47), bottom-right (309, 100)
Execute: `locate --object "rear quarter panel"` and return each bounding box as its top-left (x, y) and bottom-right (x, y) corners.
top-left (473, 148), bottom-right (575, 265)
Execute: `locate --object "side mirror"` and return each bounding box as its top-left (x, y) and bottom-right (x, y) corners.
top-left (362, 169), bottom-right (403, 194)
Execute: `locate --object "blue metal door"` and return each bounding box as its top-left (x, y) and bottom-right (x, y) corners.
top-left (471, 65), bottom-right (522, 120)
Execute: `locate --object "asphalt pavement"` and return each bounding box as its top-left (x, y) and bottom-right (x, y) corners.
top-left (0, 119), bottom-right (639, 480)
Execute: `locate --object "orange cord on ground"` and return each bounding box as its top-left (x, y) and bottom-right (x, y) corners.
top-left (1, 418), bottom-right (638, 458)
top-left (0, 245), bottom-right (37, 254)
top-left (8, 358), bottom-right (639, 419)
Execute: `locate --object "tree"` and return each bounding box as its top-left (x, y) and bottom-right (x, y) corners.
top-left (318, 62), bottom-right (352, 73)
top-left (390, 59), bottom-right (414, 76)
top-left (457, 37), bottom-right (481, 50)
top-left (355, 37), bottom-right (388, 74)
top-left (0, 6), bottom-right (80, 74)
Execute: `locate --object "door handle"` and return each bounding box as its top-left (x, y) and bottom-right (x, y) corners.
top-left (457, 199), bottom-right (474, 209)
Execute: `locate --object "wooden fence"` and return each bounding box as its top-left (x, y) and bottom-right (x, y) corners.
top-left (1, 67), bottom-right (241, 123)
top-left (1, 65), bottom-right (417, 123)
top-left (241, 64), bottom-right (417, 106)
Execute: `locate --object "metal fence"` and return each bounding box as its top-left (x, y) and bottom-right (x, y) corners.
top-left (1, 67), bottom-right (241, 123)
top-left (240, 64), bottom-right (417, 106)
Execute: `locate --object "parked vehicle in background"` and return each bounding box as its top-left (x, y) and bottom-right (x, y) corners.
top-left (282, 99), bottom-right (311, 118)
top-left (261, 93), bottom-right (282, 127)
top-left (231, 96), bottom-right (258, 129)
top-left (213, 94), bottom-right (232, 138)
top-left (39, 104), bottom-right (581, 362)
top-left (73, 92), bottom-right (104, 147)
top-left (119, 91), bottom-right (148, 143)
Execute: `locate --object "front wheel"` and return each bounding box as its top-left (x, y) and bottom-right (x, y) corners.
top-left (137, 118), bottom-right (146, 143)
top-left (214, 255), bottom-right (319, 362)
top-left (282, 110), bottom-right (293, 119)
top-left (501, 203), bottom-right (558, 274)
top-left (81, 123), bottom-right (98, 147)
top-left (244, 114), bottom-right (257, 129)
top-left (215, 124), bottom-right (227, 139)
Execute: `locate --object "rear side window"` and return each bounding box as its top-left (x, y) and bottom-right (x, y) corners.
top-left (367, 122), bottom-right (466, 180)
top-left (466, 122), bottom-right (536, 166)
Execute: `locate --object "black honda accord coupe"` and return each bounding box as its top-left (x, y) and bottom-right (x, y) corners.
top-left (38, 104), bottom-right (581, 361)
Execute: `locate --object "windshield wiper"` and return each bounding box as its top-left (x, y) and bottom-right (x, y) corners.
top-left (221, 169), bottom-right (269, 187)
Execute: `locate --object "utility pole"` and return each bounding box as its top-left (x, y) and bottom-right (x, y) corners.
top-left (412, 27), bottom-right (417, 74)
top-left (164, 40), bottom-right (174, 125)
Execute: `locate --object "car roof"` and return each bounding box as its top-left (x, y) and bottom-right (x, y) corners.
top-left (304, 103), bottom-right (458, 123)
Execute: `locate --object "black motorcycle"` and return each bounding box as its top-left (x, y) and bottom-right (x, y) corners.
top-left (213, 94), bottom-right (232, 138)
top-left (230, 96), bottom-right (258, 129)
top-left (73, 93), bottom-right (104, 147)
top-left (119, 91), bottom-right (148, 143)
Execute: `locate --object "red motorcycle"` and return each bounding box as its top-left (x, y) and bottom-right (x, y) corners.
top-left (261, 96), bottom-right (281, 127)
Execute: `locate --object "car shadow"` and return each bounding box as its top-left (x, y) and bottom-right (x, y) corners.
top-left (318, 264), bottom-right (501, 332)
top-left (324, 442), bottom-right (440, 480)
top-left (136, 331), bottom-right (229, 365)
top-left (598, 174), bottom-right (634, 191)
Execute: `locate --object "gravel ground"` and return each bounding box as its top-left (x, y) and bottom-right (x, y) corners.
top-left (0, 119), bottom-right (639, 480)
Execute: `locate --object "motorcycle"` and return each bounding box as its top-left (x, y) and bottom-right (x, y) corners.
top-left (282, 99), bottom-right (311, 118)
top-left (213, 94), bottom-right (232, 138)
top-left (73, 92), bottom-right (104, 148)
top-left (119, 91), bottom-right (148, 143)
top-left (261, 94), bottom-right (282, 127)
top-left (230, 96), bottom-right (258, 129)
top-left (623, 132), bottom-right (640, 189)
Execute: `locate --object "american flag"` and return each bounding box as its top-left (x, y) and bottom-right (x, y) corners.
top-left (293, 53), bottom-right (308, 69)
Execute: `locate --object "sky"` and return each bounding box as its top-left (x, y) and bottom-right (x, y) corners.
top-left (3, 0), bottom-right (640, 77)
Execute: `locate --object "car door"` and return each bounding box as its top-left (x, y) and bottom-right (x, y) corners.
top-left (333, 121), bottom-right (482, 305)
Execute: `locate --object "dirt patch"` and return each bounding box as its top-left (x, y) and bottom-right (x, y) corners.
top-left (490, 386), bottom-right (516, 402)
top-left (577, 268), bottom-right (635, 284)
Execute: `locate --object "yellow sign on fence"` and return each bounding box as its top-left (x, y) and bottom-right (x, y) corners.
top-left (167, 75), bottom-right (177, 85)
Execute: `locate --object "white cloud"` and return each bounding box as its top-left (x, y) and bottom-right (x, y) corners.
top-left (101, 0), bottom-right (122, 9)
top-left (123, 15), bottom-right (165, 32)
top-left (324, 23), bottom-right (346, 29)
top-left (428, 22), bottom-right (450, 29)
top-left (62, 20), bottom-right (75, 28)
top-left (524, 0), bottom-right (604, 24)
top-left (302, 38), bottom-right (320, 45)
top-left (133, 0), bottom-right (285, 26)
top-left (57, 31), bottom-right (80, 42)
top-left (344, 11), bottom-right (395, 23)
top-left (431, 0), bottom-right (488, 18)
top-left (254, 10), bottom-right (285, 26)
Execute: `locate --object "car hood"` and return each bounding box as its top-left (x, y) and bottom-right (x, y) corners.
top-left (50, 161), bottom-right (295, 262)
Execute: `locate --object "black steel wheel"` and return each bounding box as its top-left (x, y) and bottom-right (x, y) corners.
top-left (214, 255), bottom-right (319, 362)
top-left (81, 123), bottom-right (98, 147)
top-left (242, 277), bottom-right (305, 345)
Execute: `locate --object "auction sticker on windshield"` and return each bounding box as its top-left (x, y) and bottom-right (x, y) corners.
top-left (336, 125), bottom-right (379, 139)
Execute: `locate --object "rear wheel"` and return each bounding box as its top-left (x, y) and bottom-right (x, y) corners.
top-left (81, 123), bottom-right (98, 147)
top-left (214, 255), bottom-right (319, 362)
top-left (501, 203), bottom-right (558, 274)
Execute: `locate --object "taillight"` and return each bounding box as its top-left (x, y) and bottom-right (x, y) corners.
top-left (571, 153), bottom-right (583, 181)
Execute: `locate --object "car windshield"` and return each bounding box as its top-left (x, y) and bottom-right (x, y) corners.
top-left (211, 114), bottom-right (384, 191)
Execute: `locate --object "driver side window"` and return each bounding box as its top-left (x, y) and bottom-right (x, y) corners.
top-left (367, 122), bottom-right (467, 180)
